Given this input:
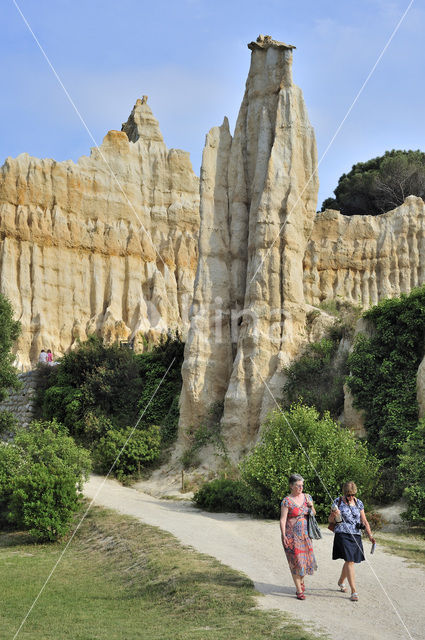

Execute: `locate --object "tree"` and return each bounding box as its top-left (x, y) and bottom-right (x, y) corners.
top-left (0, 419), bottom-right (91, 541)
top-left (321, 150), bottom-right (425, 215)
top-left (398, 418), bottom-right (425, 524)
top-left (0, 294), bottom-right (21, 401)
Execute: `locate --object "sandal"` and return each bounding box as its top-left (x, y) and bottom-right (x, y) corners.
top-left (296, 591), bottom-right (306, 600)
top-left (337, 582), bottom-right (347, 592)
top-left (350, 592), bottom-right (359, 601)
top-left (301, 581), bottom-right (306, 592)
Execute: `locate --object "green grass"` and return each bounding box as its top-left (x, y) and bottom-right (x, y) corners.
top-left (0, 506), bottom-right (324, 640)
top-left (376, 530), bottom-right (425, 568)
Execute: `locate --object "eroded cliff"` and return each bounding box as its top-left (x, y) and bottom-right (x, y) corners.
top-left (0, 98), bottom-right (199, 368)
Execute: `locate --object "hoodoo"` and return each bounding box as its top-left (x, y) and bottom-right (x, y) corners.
top-left (180, 36), bottom-right (319, 454)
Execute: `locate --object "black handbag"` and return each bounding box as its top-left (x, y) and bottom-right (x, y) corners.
top-left (307, 509), bottom-right (322, 539)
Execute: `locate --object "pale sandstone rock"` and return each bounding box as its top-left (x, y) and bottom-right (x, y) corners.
top-left (343, 384), bottom-right (366, 438)
top-left (0, 98), bottom-right (199, 368)
top-left (304, 196), bottom-right (425, 308)
top-left (341, 317), bottom-right (375, 437)
top-left (180, 36), bottom-right (319, 455)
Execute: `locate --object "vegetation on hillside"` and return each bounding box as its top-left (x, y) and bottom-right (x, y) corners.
top-left (0, 293), bottom-right (21, 431)
top-left (321, 149), bottom-right (425, 215)
top-left (194, 404), bottom-right (380, 521)
top-left (347, 286), bottom-right (425, 504)
top-left (37, 333), bottom-right (184, 479)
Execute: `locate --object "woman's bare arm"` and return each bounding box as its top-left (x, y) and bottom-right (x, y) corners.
top-left (360, 509), bottom-right (376, 543)
top-left (280, 503), bottom-right (289, 546)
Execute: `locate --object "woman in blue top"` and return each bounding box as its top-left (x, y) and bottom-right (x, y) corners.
top-left (329, 481), bottom-right (375, 601)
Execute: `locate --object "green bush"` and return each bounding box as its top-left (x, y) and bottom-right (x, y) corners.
top-left (282, 337), bottom-right (347, 418)
top-left (0, 294), bottom-right (21, 401)
top-left (240, 404), bottom-right (380, 521)
top-left (0, 442), bottom-right (21, 526)
top-left (399, 418), bottom-right (425, 523)
top-left (0, 410), bottom-right (19, 436)
top-left (39, 336), bottom-right (143, 441)
top-left (346, 287), bottom-right (425, 499)
top-left (1, 419), bottom-right (91, 541)
top-left (193, 477), bottom-right (273, 516)
top-left (182, 401), bottom-right (226, 469)
top-left (92, 425), bottom-right (161, 481)
top-left (39, 333), bottom-right (184, 450)
top-left (136, 333), bottom-right (185, 442)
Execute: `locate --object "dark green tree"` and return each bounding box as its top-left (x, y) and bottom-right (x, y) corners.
top-left (346, 286), bottom-right (425, 500)
top-left (321, 149), bottom-right (425, 215)
top-left (0, 294), bottom-right (21, 401)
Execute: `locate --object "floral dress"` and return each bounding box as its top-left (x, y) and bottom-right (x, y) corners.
top-left (281, 494), bottom-right (318, 576)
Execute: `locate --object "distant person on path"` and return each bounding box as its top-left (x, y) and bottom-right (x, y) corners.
top-left (47, 349), bottom-right (53, 364)
top-left (280, 473), bottom-right (318, 600)
top-left (38, 349), bottom-right (48, 364)
top-left (329, 481), bottom-right (375, 601)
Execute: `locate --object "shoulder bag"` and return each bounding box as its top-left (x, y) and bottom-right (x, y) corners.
top-left (307, 509), bottom-right (322, 539)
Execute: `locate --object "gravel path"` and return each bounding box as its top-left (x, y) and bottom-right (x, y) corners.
top-left (84, 475), bottom-right (425, 640)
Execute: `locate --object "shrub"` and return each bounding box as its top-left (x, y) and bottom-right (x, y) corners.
top-left (1, 420), bottom-right (91, 541)
top-left (182, 402), bottom-right (226, 469)
top-left (364, 511), bottom-right (386, 531)
top-left (0, 294), bottom-right (21, 401)
top-left (346, 287), bottom-right (425, 500)
top-left (0, 442), bottom-right (22, 526)
top-left (282, 337), bottom-right (347, 418)
top-left (92, 424), bottom-right (161, 481)
top-left (193, 477), bottom-right (273, 517)
top-left (399, 418), bottom-right (425, 523)
top-left (136, 333), bottom-right (185, 442)
top-left (240, 404), bottom-right (380, 521)
top-left (38, 333), bottom-right (184, 452)
top-left (39, 335), bottom-right (143, 440)
top-left (0, 410), bottom-right (19, 437)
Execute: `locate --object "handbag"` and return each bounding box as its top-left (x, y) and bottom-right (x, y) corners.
top-left (307, 509), bottom-right (322, 539)
top-left (327, 497), bottom-right (342, 532)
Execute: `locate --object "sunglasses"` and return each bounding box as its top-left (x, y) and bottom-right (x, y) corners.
top-left (346, 494), bottom-right (355, 497)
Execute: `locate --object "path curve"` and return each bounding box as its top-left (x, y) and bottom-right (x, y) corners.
top-left (84, 476), bottom-right (425, 640)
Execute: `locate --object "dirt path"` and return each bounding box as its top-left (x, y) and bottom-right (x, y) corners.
top-left (84, 475), bottom-right (425, 640)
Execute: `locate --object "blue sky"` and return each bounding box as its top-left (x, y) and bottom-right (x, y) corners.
top-left (1, 0), bottom-right (423, 207)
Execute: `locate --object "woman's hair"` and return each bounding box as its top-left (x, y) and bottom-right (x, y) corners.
top-left (342, 481), bottom-right (357, 496)
top-left (289, 473), bottom-right (304, 487)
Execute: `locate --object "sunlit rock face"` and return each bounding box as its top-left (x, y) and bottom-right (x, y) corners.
top-left (179, 36), bottom-right (319, 454)
top-left (0, 97), bottom-right (199, 369)
top-left (304, 197), bottom-right (425, 308)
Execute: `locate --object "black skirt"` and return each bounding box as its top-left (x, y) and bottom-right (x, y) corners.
top-left (332, 532), bottom-right (365, 563)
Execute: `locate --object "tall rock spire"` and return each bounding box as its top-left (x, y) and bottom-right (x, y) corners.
top-left (180, 36), bottom-right (319, 455)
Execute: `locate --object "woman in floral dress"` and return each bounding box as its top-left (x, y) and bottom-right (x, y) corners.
top-left (280, 473), bottom-right (318, 599)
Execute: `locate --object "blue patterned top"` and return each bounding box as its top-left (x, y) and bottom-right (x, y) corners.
top-left (333, 497), bottom-right (364, 535)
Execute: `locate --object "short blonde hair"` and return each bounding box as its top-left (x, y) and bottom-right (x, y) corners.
top-left (342, 481), bottom-right (357, 496)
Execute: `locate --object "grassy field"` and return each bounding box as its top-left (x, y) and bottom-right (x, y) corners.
top-left (0, 506), bottom-right (324, 640)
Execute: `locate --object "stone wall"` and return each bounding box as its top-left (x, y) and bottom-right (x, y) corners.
top-left (0, 370), bottom-right (39, 427)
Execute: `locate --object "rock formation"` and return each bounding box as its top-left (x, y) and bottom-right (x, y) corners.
top-left (180, 36), bottom-right (319, 453)
top-left (304, 196), bottom-right (425, 308)
top-left (179, 36), bottom-right (425, 456)
top-left (0, 98), bottom-right (199, 369)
